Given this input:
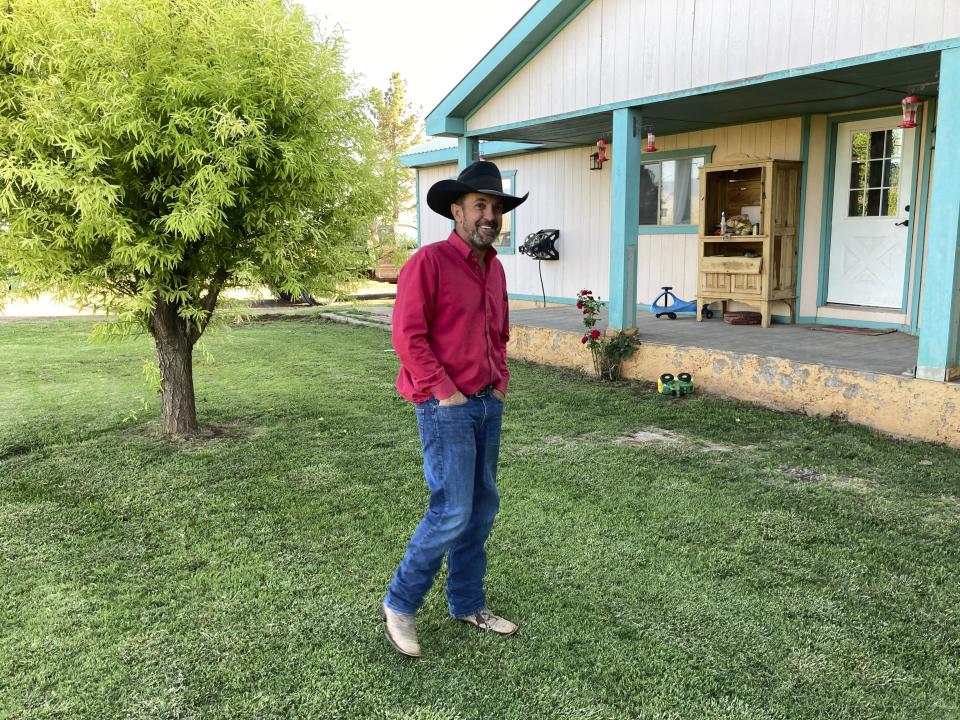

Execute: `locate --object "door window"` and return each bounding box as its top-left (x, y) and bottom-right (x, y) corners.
top-left (848, 129), bottom-right (902, 217)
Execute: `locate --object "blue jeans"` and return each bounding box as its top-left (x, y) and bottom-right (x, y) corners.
top-left (385, 394), bottom-right (503, 618)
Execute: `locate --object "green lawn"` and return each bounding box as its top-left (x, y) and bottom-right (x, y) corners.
top-left (1, 315), bottom-right (958, 720)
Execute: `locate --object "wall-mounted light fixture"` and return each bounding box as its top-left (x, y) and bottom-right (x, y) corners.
top-left (590, 138), bottom-right (608, 170)
top-left (899, 95), bottom-right (921, 128)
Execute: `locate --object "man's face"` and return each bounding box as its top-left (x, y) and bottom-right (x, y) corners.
top-left (451, 192), bottom-right (503, 252)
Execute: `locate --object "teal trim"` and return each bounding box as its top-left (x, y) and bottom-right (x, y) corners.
top-left (403, 149), bottom-right (458, 168)
top-left (918, 47), bottom-right (960, 377)
top-left (608, 108), bottom-right (642, 331)
top-left (401, 140), bottom-right (544, 168)
top-left (900, 105), bottom-right (923, 314)
top-left (639, 146), bottom-right (715, 162)
top-left (457, 137), bottom-right (479, 170)
top-left (637, 225), bottom-right (697, 235)
top-left (464, 0), bottom-right (594, 124)
top-left (817, 108), bottom-right (918, 310)
top-left (817, 116), bottom-right (838, 307)
top-left (425, 0), bottom-right (587, 136)
top-left (911, 98), bottom-right (937, 332)
top-left (795, 114), bottom-right (810, 321)
top-left (497, 169), bottom-right (518, 254)
top-left (415, 168), bottom-right (422, 248)
top-left (461, 39), bottom-right (960, 139)
top-left (509, 292), bottom-right (576, 305)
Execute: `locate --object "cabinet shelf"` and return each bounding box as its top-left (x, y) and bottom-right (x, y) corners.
top-left (697, 159), bottom-right (801, 327)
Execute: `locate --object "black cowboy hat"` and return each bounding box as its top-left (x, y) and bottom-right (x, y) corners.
top-left (426, 160), bottom-right (529, 220)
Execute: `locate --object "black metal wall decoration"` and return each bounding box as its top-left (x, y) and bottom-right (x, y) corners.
top-left (519, 229), bottom-right (559, 261)
top-left (519, 229), bottom-right (559, 307)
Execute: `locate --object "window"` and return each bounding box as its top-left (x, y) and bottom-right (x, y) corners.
top-left (447, 170), bottom-right (517, 253)
top-left (494, 170), bottom-right (517, 253)
top-left (639, 156), bottom-right (705, 227)
top-left (848, 129), bottom-right (901, 217)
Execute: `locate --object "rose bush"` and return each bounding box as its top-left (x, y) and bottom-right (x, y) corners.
top-left (576, 289), bottom-right (640, 381)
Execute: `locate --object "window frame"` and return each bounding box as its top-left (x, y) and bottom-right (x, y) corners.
top-left (447, 169), bottom-right (518, 254)
top-left (495, 169), bottom-right (517, 254)
top-left (637, 146), bottom-right (715, 235)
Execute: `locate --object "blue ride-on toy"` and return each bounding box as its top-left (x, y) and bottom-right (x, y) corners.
top-left (650, 286), bottom-right (714, 320)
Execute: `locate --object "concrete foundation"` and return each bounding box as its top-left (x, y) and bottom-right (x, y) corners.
top-left (509, 324), bottom-right (960, 448)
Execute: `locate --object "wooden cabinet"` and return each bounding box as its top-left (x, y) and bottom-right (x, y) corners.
top-left (697, 159), bottom-right (802, 327)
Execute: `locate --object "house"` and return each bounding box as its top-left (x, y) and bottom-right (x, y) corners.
top-left (401, 0), bottom-right (960, 446)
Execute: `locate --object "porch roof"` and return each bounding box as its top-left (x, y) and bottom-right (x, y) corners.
top-left (468, 50), bottom-right (944, 148)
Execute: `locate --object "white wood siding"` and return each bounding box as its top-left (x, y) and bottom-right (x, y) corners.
top-left (468, 0), bottom-right (960, 132)
top-left (416, 164), bottom-right (458, 246)
top-left (415, 151), bottom-right (612, 303)
top-left (498, 148), bottom-right (612, 302)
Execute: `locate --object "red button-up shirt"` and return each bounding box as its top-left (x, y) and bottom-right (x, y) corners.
top-left (392, 231), bottom-right (510, 404)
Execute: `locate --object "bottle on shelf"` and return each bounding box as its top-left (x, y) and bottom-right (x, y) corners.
top-left (720, 211), bottom-right (726, 235)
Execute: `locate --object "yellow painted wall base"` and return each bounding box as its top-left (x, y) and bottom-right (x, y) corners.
top-left (508, 324), bottom-right (960, 448)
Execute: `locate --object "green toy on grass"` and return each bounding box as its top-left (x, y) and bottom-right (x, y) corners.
top-left (657, 372), bottom-right (694, 397)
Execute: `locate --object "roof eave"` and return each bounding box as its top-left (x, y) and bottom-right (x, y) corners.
top-left (425, 0), bottom-right (587, 137)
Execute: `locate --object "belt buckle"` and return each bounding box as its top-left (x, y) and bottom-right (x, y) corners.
top-left (474, 385), bottom-right (493, 398)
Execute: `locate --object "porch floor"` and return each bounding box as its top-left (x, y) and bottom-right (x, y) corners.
top-left (509, 306), bottom-right (920, 377)
top-left (351, 303), bottom-right (920, 378)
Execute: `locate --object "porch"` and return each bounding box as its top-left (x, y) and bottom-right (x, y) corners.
top-left (448, 45), bottom-right (960, 384)
top-left (336, 303), bottom-right (959, 446)
top-left (511, 306), bottom-right (920, 377)
top-left (504, 304), bottom-right (960, 448)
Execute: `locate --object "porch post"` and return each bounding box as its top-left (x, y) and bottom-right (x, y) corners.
top-left (917, 47), bottom-right (960, 381)
top-left (608, 107), bottom-right (641, 331)
top-left (457, 136), bottom-right (479, 171)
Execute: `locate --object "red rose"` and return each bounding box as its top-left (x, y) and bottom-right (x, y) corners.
top-left (583, 309), bottom-right (589, 315)
top-left (581, 335), bottom-right (588, 344)
top-left (590, 329), bottom-right (601, 339)
top-left (580, 289), bottom-right (590, 295)
top-left (576, 300), bottom-right (583, 309)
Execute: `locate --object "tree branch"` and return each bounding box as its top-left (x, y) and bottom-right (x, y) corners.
top-left (189, 266), bottom-right (229, 345)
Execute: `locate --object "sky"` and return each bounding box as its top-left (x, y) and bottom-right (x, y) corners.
top-left (295, 0), bottom-right (538, 129)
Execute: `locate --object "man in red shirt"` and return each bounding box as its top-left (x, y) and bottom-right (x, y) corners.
top-left (382, 160), bottom-right (528, 658)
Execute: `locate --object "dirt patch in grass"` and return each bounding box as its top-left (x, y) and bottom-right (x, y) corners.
top-left (616, 428), bottom-right (752, 453)
top-left (136, 422), bottom-right (266, 450)
top-left (782, 466), bottom-right (879, 492)
top-left (0, 443), bottom-right (34, 461)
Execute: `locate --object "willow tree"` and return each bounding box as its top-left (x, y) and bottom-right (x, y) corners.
top-left (0, 0), bottom-right (386, 434)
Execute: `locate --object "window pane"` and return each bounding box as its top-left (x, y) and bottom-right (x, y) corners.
top-left (851, 132), bottom-right (870, 161)
top-left (849, 190), bottom-right (864, 217)
top-left (882, 188), bottom-right (898, 217)
top-left (869, 130), bottom-right (887, 159)
top-left (850, 162), bottom-right (866, 190)
top-left (866, 188), bottom-right (882, 216)
top-left (690, 157), bottom-right (704, 226)
top-left (660, 160), bottom-right (676, 224)
top-left (883, 158), bottom-right (900, 188)
top-left (887, 129), bottom-right (903, 159)
top-left (867, 159), bottom-right (884, 188)
top-left (668, 159), bottom-right (694, 224)
top-left (495, 176), bottom-right (512, 248)
top-left (639, 163), bottom-right (660, 225)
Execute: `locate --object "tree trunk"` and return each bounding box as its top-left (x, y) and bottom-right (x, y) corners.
top-left (152, 299), bottom-right (200, 435)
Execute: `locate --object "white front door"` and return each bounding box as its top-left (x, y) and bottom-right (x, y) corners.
top-left (827, 117), bottom-right (915, 308)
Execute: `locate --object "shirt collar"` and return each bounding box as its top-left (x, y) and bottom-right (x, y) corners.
top-left (447, 230), bottom-right (498, 262)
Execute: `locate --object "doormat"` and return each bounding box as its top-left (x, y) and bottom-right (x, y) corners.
top-left (810, 325), bottom-right (896, 336)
